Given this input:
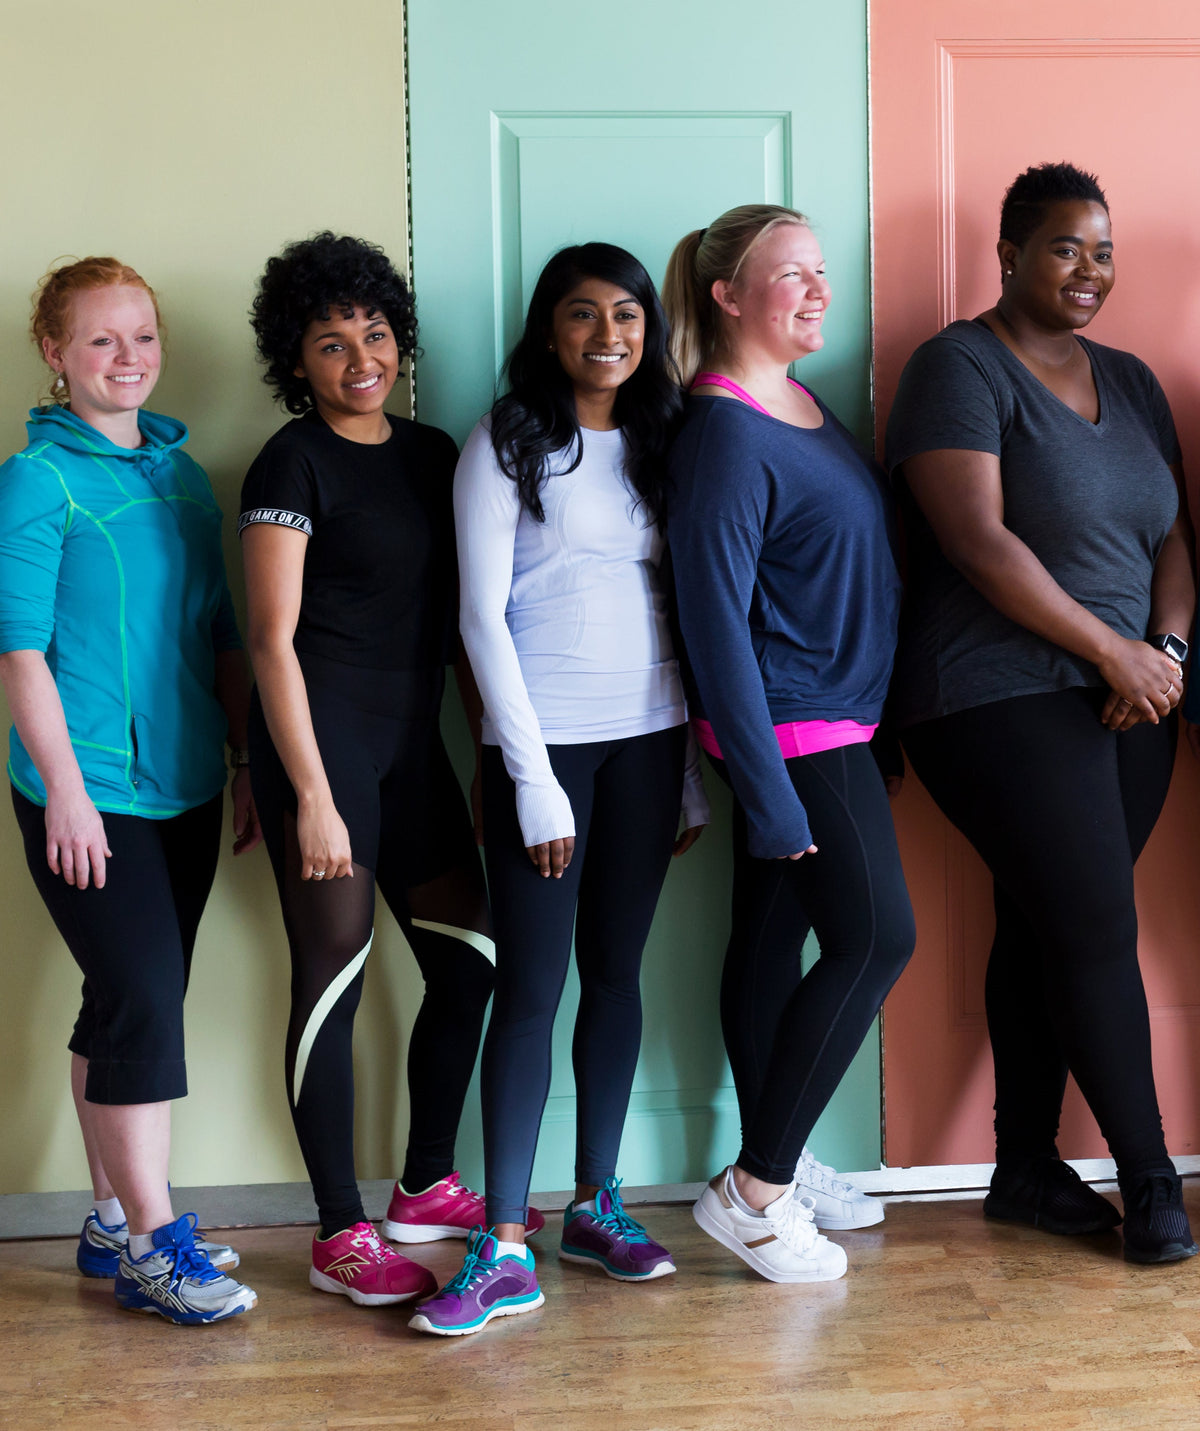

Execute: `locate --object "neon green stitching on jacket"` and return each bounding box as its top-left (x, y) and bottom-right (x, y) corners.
top-left (0, 406), bottom-right (238, 819)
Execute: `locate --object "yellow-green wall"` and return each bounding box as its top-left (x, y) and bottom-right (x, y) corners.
top-left (0, 0), bottom-right (425, 1194)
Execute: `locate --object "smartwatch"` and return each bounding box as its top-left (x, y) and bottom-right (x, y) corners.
top-left (1147, 632), bottom-right (1189, 665)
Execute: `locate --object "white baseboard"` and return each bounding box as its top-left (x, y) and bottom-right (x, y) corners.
top-left (845, 1155), bottom-right (1200, 1195)
top-left (6, 1158), bottom-right (1199, 1240)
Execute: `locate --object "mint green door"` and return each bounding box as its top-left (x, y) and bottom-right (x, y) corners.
top-left (408, 0), bottom-right (880, 1191)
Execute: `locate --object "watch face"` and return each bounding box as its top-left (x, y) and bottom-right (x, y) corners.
top-left (1156, 633), bottom-right (1189, 664)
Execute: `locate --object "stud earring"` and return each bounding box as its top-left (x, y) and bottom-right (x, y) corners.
top-left (547, 343), bottom-right (555, 352)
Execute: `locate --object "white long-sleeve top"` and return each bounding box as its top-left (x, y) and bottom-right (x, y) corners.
top-left (455, 418), bottom-right (709, 847)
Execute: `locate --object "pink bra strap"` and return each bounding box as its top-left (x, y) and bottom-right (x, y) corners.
top-left (691, 372), bottom-right (812, 412)
top-left (691, 371), bottom-right (770, 414)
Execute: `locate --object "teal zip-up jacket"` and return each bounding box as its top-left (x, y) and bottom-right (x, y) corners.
top-left (0, 406), bottom-right (241, 818)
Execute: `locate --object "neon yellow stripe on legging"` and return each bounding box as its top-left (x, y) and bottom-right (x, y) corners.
top-left (411, 919), bottom-right (496, 966)
top-left (292, 933), bottom-right (373, 1105)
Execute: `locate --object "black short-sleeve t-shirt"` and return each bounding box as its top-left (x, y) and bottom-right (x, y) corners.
top-left (239, 411), bottom-right (458, 671)
top-left (885, 319), bottom-right (1180, 726)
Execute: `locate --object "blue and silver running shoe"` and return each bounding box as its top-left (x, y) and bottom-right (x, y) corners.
top-left (77, 1208), bottom-right (239, 1278)
top-left (560, 1176), bottom-right (676, 1281)
top-left (408, 1227), bottom-right (543, 1336)
top-left (114, 1213), bottom-right (257, 1325)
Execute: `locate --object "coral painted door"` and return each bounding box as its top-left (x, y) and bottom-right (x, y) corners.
top-left (872, 0), bottom-right (1200, 1166)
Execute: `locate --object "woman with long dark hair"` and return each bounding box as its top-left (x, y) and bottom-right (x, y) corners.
top-left (240, 233), bottom-right (543, 1312)
top-left (888, 163), bottom-right (1196, 1263)
top-left (410, 242), bottom-right (707, 1337)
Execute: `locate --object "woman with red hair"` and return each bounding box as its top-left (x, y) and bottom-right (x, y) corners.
top-left (0, 257), bottom-right (260, 1324)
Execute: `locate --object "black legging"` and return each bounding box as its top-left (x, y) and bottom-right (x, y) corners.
top-left (713, 743), bottom-right (914, 1184)
top-left (12, 787), bottom-right (222, 1105)
top-left (480, 725), bottom-right (685, 1226)
top-left (902, 685), bottom-right (1176, 1179)
top-left (250, 657), bottom-right (495, 1235)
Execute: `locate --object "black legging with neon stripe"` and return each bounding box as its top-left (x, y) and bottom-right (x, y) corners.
top-left (249, 653), bottom-right (495, 1236)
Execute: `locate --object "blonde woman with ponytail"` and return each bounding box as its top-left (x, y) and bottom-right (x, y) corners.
top-left (664, 205), bottom-right (914, 1282)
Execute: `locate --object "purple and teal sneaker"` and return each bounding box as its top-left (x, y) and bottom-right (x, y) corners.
top-left (559, 1176), bottom-right (676, 1281)
top-left (408, 1227), bottom-right (543, 1336)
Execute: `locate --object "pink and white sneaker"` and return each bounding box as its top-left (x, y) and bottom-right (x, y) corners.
top-left (381, 1172), bottom-right (546, 1243)
top-left (309, 1222), bottom-right (437, 1306)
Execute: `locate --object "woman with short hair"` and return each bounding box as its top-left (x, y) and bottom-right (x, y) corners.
top-left (888, 162), bottom-right (1196, 1263)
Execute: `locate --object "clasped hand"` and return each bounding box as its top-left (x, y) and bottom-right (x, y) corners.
top-left (1098, 638), bottom-right (1181, 732)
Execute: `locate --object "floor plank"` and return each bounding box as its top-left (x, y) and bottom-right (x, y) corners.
top-left (3, 1188), bottom-right (1200, 1430)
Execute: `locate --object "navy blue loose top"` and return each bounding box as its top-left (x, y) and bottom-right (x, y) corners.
top-left (668, 392), bottom-right (901, 857)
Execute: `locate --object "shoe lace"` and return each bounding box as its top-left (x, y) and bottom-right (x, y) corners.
top-left (349, 1224), bottom-right (394, 1265)
top-left (444, 1227), bottom-right (500, 1293)
top-left (591, 1177), bottom-right (650, 1243)
top-left (797, 1148), bottom-right (856, 1196)
top-left (173, 1242), bottom-right (218, 1280)
top-left (1128, 1174), bottom-right (1177, 1216)
top-left (167, 1213), bottom-right (220, 1282)
top-left (447, 1175), bottom-right (486, 1214)
top-left (770, 1194), bottom-right (820, 1253)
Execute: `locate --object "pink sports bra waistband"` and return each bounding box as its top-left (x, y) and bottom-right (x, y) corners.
top-left (690, 372), bottom-right (813, 413)
top-left (693, 716), bottom-right (877, 762)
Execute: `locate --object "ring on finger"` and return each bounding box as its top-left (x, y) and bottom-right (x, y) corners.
top-left (313, 869), bottom-right (326, 880)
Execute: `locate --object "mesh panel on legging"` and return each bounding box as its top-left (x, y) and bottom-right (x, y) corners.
top-left (375, 855), bottom-right (495, 1192)
top-left (273, 813), bottom-right (377, 1236)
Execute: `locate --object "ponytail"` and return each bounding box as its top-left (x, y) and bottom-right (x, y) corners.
top-left (663, 204), bottom-right (811, 384)
top-left (662, 229), bottom-right (708, 386)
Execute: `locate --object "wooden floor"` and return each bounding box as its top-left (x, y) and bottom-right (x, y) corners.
top-left (5, 1187), bottom-right (1200, 1431)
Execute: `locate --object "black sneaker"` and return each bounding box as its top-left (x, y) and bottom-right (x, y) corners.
top-left (984, 1157), bottom-right (1122, 1235)
top-left (1120, 1172), bottom-right (1198, 1265)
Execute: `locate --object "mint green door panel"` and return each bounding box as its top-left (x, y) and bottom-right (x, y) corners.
top-left (409, 0), bottom-right (880, 1191)
top-left (491, 111), bottom-right (790, 361)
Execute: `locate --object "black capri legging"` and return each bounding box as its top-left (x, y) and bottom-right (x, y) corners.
top-left (712, 742), bottom-right (914, 1185)
top-left (902, 685), bottom-right (1176, 1179)
top-left (12, 786), bottom-right (223, 1105)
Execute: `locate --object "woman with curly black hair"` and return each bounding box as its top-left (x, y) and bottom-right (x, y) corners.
top-left (239, 232), bottom-right (543, 1310)
top-left (410, 243), bottom-right (708, 1337)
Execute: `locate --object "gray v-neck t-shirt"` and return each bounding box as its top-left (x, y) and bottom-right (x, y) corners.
top-left (885, 318), bottom-right (1180, 727)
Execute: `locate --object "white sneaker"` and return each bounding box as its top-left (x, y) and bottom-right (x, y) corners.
top-left (794, 1148), bottom-right (884, 1230)
top-left (692, 1169), bottom-right (847, 1283)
